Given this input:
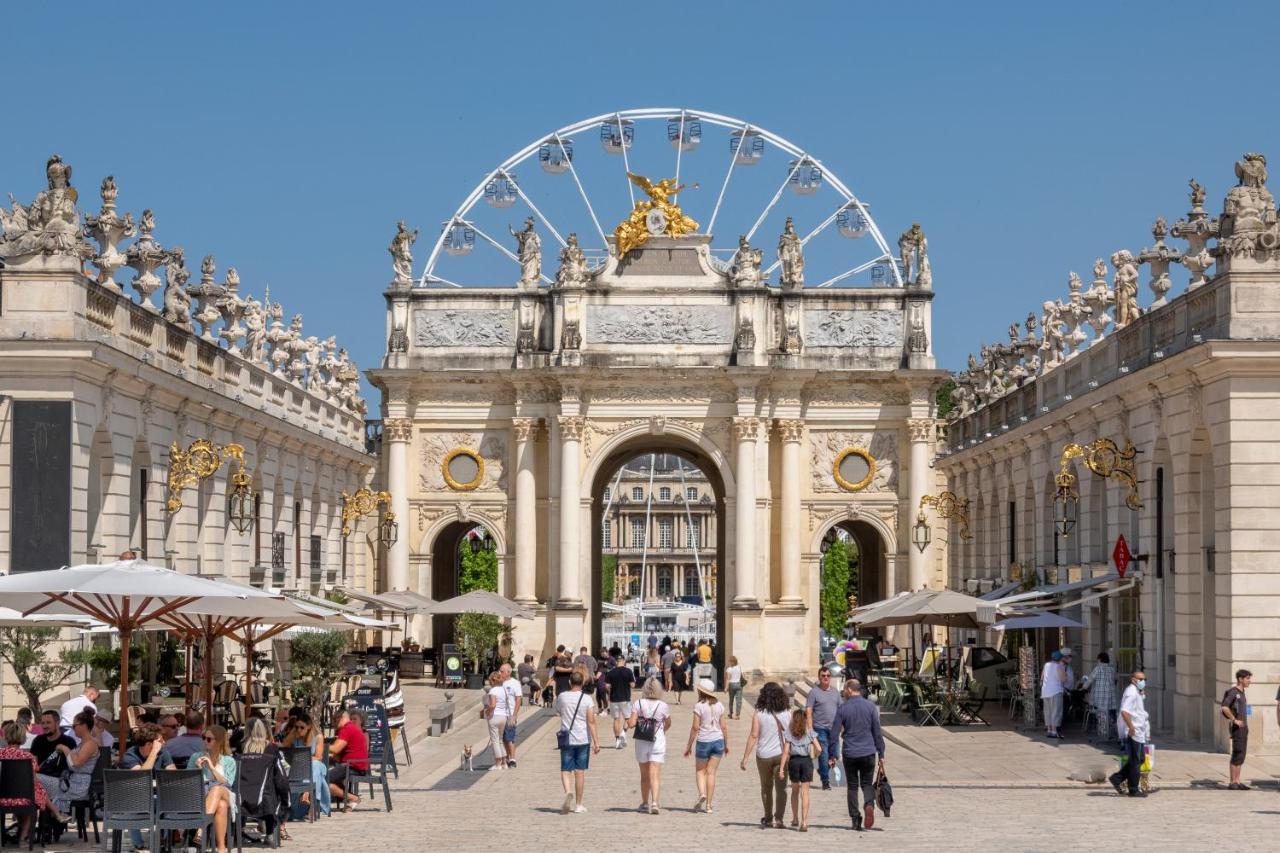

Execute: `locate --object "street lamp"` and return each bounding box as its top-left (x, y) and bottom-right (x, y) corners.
top-left (912, 511), bottom-right (932, 553)
top-left (918, 491), bottom-right (972, 541)
top-left (1053, 469), bottom-right (1079, 537)
top-left (378, 509), bottom-right (399, 551)
top-left (226, 468), bottom-right (255, 535)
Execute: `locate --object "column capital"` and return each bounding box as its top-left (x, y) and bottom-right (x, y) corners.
top-left (557, 415), bottom-right (585, 441)
top-left (384, 417), bottom-right (413, 443)
top-left (775, 418), bottom-right (804, 443)
top-left (731, 416), bottom-right (759, 442)
top-left (512, 417), bottom-right (538, 442)
top-left (906, 417), bottom-right (934, 443)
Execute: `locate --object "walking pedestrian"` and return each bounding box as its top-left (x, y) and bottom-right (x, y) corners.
top-left (1081, 652), bottom-right (1117, 739)
top-left (556, 669), bottom-right (600, 814)
top-left (738, 681), bottom-right (789, 829)
top-left (497, 663), bottom-right (522, 768)
top-left (483, 671), bottom-right (508, 770)
top-left (1221, 669), bottom-right (1252, 790)
top-left (668, 650), bottom-right (690, 704)
top-left (626, 678), bottom-right (672, 814)
top-left (1040, 650), bottom-right (1066, 739)
top-left (805, 665), bottom-right (840, 790)
top-left (684, 679), bottom-right (727, 814)
top-left (780, 709), bottom-right (818, 831)
top-left (829, 678), bottom-right (885, 831)
top-left (517, 654), bottom-right (539, 707)
top-left (1108, 670), bottom-right (1149, 798)
top-left (604, 655), bottom-right (637, 749)
top-left (645, 647), bottom-right (662, 682)
top-left (725, 656), bottom-right (744, 720)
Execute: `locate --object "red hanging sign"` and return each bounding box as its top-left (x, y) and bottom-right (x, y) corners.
top-left (1112, 534), bottom-right (1132, 578)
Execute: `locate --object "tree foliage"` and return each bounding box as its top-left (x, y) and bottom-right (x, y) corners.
top-left (0, 628), bottom-right (93, 715)
top-left (86, 643), bottom-right (143, 693)
top-left (820, 540), bottom-right (852, 637)
top-left (601, 554), bottom-right (617, 603)
top-left (455, 612), bottom-right (503, 672)
top-left (289, 630), bottom-right (350, 714)
top-left (457, 534), bottom-right (498, 593)
top-left (936, 379), bottom-right (956, 420)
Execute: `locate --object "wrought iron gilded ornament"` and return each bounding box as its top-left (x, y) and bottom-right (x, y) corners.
top-left (341, 487), bottom-right (392, 537)
top-left (832, 447), bottom-right (876, 492)
top-left (919, 491), bottom-right (972, 540)
top-left (612, 172), bottom-right (699, 257)
top-left (165, 440), bottom-right (247, 513)
top-left (1060, 438), bottom-right (1142, 510)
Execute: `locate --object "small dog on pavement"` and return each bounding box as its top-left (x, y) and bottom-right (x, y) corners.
top-left (460, 744), bottom-right (474, 771)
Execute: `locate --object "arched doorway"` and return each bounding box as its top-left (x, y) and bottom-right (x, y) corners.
top-left (818, 519), bottom-right (888, 616)
top-left (590, 440), bottom-right (727, 663)
top-left (429, 520), bottom-right (498, 651)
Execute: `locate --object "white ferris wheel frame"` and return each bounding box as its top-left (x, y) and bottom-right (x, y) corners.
top-left (418, 107), bottom-right (903, 289)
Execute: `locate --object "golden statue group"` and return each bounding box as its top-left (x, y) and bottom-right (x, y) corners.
top-left (612, 172), bottom-right (699, 257)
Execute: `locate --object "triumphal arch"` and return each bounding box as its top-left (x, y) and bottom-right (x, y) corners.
top-left (370, 109), bottom-right (945, 676)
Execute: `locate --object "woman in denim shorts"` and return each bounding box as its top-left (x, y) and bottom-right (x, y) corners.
top-left (683, 678), bottom-right (728, 814)
top-left (555, 670), bottom-right (600, 814)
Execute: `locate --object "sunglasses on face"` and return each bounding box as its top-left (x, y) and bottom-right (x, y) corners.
top-left (203, 736), bottom-right (216, 742)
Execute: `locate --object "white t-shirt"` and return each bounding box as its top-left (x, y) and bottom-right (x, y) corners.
top-left (556, 689), bottom-right (593, 746)
top-left (60, 695), bottom-right (96, 728)
top-left (633, 698), bottom-right (670, 752)
top-left (1039, 662), bottom-right (1064, 698)
top-left (1117, 684), bottom-right (1149, 744)
top-left (753, 709), bottom-right (791, 759)
top-left (726, 665), bottom-right (742, 686)
top-left (694, 700), bottom-right (725, 743)
top-left (491, 678), bottom-right (521, 717)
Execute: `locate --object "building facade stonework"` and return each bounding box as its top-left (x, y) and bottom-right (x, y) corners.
top-left (939, 154), bottom-right (1280, 755)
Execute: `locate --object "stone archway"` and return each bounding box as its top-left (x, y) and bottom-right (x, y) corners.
top-left (427, 519), bottom-right (500, 652)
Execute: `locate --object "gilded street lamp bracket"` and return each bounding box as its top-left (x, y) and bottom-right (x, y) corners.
top-left (341, 487), bottom-right (392, 537)
top-left (1060, 437), bottom-right (1142, 510)
top-left (919, 491), bottom-right (972, 540)
top-left (166, 440), bottom-right (248, 514)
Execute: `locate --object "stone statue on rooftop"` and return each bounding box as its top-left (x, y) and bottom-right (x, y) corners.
top-left (898, 222), bottom-right (928, 284)
top-left (1220, 152), bottom-right (1278, 255)
top-left (510, 216), bottom-right (541, 287)
top-left (554, 232), bottom-right (588, 288)
top-left (731, 235), bottom-right (763, 288)
top-left (1111, 250), bottom-right (1141, 328)
top-left (0, 155), bottom-right (92, 260)
top-left (389, 220), bottom-right (419, 285)
top-left (161, 247), bottom-right (194, 333)
top-left (778, 217), bottom-right (805, 289)
top-left (242, 293), bottom-right (266, 363)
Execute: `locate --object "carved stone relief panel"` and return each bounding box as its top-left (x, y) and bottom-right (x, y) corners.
top-left (803, 309), bottom-right (903, 348)
top-left (413, 309), bottom-right (513, 347)
top-left (810, 429), bottom-right (899, 493)
top-left (585, 305), bottom-right (733, 344)
top-left (418, 430), bottom-right (507, 492)
top-left (804, 381), bottom-right (910, 406)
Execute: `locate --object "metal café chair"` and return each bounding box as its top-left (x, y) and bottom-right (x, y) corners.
top-left (100, 769), bottom-right (155, 853)
top-left (283, 747), bottom-right (315, 823)
top-left (345, 728), bottom-right (392, 812)
top-left (153, 770), bottom-right (214, 853)
top-left (71, 747), bottom-right (112, 843)
top-left (0, 758), bottom-right (40, 850)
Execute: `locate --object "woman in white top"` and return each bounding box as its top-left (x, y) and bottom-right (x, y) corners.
top-left (483, 671), bottom-right (507, 769)
top-left (683, 678), bottom-right (728, 814)
top-left (1040, 651), bottom-right (1067, 738)
top-left (554, 670), bottom-right (600, 814)
top-left (738, 681), bottom-right (790, 829)
top-left (626, 677), bottom-right (672, 815)
top-left (725, 656), bottom-right (744, 720)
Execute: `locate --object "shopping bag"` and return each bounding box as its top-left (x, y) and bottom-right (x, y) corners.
top-left (1140, 743), bottom-right (1154, 773)
top-left (874, 765), bottom-right (894, 817)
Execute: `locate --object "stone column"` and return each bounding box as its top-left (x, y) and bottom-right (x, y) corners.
top-left (384, 417), bottom-right (412, 592)
top-left (556, 415), bottom-right (585, 606)
top-left (777, 419), bottom-right (804, 606)
top-left (512, 418), bottom-right (538, 604)
top-left (907, 418), bottom-right (933, 592)
top-left (731, 417), bottom-right (759, 606)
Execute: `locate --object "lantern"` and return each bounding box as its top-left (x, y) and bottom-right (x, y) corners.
top-left (729, 129), bottom-right (764, 165)
top-left (484, 173), bottom-right (518, 208)
top-left (600, 119), bottom-right (634, 154)
top-left (788, 158), bottom-right (822, 195)
top-left (1053, 470), bottom-right (1079, 537)
top-left (538, 137), bottom-right (573, 174)
top-left (912, 511), bottom-right (932, 553)
top-left (227, 472), bottom-right (254, 535)
top-left (837, 204), bottom-right (869, 239)
top-left (378, 509), bottom-right (399, 550)
top-left (442, 221), bottom-right (475, 256)
top-left (667, 116), bottom-right (702, 152)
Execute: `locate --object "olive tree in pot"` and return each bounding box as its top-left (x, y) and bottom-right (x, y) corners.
top-left (0, 627), bottom-right (93, 716)
top-left (289, 630), bottom-right (350, 715)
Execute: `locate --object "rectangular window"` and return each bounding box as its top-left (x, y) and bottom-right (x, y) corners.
top-left (657, 569), bottom-right (672, 598)
top-left (137, 469), bottom-right (149, 560)
top-left (11, 401), bottom-right (72, 572)
top-left (253, 493), bottom-right (261, 567)
top-left (684, 571), bottom-right (700, 598)
top-left (659, 486), bottom-right (671, 502)
top-left (659, 517), bottom-right (672, 549)
top-left (601, 518), bottom-right (612, 549)
top-left (1008, 501), bottom-right (1016, 567)
top-left (630, 517), bottom-right (645, 548)
top-left (602, 488), bottom-right (610, 502)
top-left (632, 486), bottom-right (644, 501)
top-left (685, 486), bottom-right (697, 500)
top-left (310, 534), bottom-right (322, 592)
top-left (293, 502), bottom-right (302, 579)
top-left (686, 517), bottom-right (700, 548)
top-left (271, 532), bottom-right (285, 570)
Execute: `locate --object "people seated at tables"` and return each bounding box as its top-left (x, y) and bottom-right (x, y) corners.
top-left (122, 722), bottom-right (177, 771)
top-left (29, 709), bottom-right (75, 766)
top-left (327, 709), bottom-right (368, 808)
top-left (0, 719), bottom-right (57, 841)
top-left (59, 685), bottom-right (99, 731)
top-left (286, 711), bottom-right (332, 817)
top-left (92, 713), bottom-right (116, 751)
top-left (167, 711), bottom-right (206, 767)
top-left (36, 709), bottom-right (99, 825)
top-left (15, 708), bottom-right (35, 749)
top-left (188, 725), bottom-right (237, 853)
top-left (239, 717), bottom-right (292, 842)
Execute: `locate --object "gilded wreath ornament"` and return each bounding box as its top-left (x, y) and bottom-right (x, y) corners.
top-left (442, 447), bottom-right (485, 491)
top-left (833, 447), bottom-right (876, 492)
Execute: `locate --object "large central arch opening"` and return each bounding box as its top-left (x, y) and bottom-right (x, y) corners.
top-left (590, 441), bottom-right (726, 665)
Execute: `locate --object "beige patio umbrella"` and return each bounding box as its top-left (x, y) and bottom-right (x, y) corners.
top-left (0, 559), bottom-right (291, 746)
top-left (854, 589), bottom-right (1000, 631)
top-left (421, 589), bottom-right (534, 620)
top-left (0, 607), bottom-right (101, 629)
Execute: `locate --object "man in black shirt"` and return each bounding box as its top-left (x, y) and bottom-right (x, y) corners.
top-left (1221, 669), bottom-right (1252, 790)
top-left (604, 660), bottom-right (636, 749)
top-left (30, 710), bottom-right (75, 767)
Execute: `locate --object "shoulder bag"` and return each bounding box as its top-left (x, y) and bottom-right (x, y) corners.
top-left (633, 700), bottom-right (659, 742)
top-left (556, 692), bottom-right (586, 751)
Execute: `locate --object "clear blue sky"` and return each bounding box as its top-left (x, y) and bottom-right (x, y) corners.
top-left (4, 1), bottom-right (1277, 404)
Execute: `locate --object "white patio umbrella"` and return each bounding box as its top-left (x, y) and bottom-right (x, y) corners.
top-left (990, 611), bottom-right (1083, 631)
top-left (422, 589), bottom-right (534, 620)
top-left (0, 607), bottom-right (101, 629)
top-left (0, 559), bottom-right (291, 746)
top-left (855, 589), bottom-right (1000, 631)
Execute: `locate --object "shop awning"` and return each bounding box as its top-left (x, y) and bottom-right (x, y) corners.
top-left (993, 571), bottom-right (1136, 612)
top-left (980, 580), bottom-right (1023, 601)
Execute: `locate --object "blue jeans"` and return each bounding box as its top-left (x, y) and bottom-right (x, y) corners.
top-left (559, 743), bottom-right (590, 772)
top-left (814, 728), bottom-right (833, 784)
top-left (694, 739), bottom-right (725, 761)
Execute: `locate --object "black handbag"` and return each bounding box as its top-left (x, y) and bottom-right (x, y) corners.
top-left (874, 765), bottom-right (894, 816)
top-left (556, 693), bottom-right (586, 751)
top-left (633, 700), bottom-right (659, 742)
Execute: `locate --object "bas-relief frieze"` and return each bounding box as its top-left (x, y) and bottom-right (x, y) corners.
top-left (413, 309), bottom-right (513, 347)
top-left (804, 382), bottom-right (910, 406)
top-left (586, 384), bottom-right (735, 403)
top-left (417, 430), bottom-right (507, 491)
top-left (585, 305), bottom-right (733, 344)
top-left (810, 429), bottom-right (899, 493)
top-left (804, 309), bottom-right (903, 348)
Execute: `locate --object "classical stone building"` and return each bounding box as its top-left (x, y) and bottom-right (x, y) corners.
top-left (0, 157), bottom-right (377, 717)
top-left (939, 154), bottom-right (1280, 754)
top-left (373, 217), bottom-right (945, 677)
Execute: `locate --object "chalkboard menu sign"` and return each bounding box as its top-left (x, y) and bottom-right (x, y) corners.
top-left (11, 401), bottom-right (71, 572)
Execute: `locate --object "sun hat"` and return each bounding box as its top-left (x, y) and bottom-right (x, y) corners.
top-left (1060, 647), bottom-right (1074, 657)
top-left (696, 678), bottom-right (717, 696)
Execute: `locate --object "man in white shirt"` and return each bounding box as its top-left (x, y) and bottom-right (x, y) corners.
top-left (1108, 670), bottom-right (1149, 798)
top-left (1039, 652), bottom-right (1065, 739)
top-left (59, 685), bottom-right (100, 731)
top-left (495, 663), bottom-right (523, 768)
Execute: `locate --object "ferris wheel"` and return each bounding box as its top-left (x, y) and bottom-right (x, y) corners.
top-left (418, 108), bottom-right (904, 289)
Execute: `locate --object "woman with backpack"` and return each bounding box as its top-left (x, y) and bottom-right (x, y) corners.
top-left (625, 677), bottom-right (672, 815)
